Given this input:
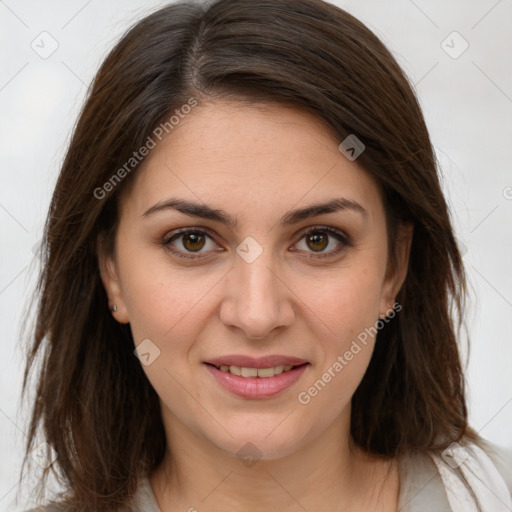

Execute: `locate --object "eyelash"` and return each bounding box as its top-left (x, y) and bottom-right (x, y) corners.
top-left (161, 226), bottom-right (351, 261)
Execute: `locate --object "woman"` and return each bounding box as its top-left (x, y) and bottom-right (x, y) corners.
top-left (20, 0), bottom-right (511, 511)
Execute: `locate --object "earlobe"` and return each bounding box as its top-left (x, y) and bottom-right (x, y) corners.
top-left (97, 236), bottom-right (130, 324)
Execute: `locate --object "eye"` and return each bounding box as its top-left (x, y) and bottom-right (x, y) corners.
top-left (161, 226), bottom-right (350, 261)
top-left (162, 229), bottom-right (220, 260)
top-left (292, 226), bottom-right (350, 259)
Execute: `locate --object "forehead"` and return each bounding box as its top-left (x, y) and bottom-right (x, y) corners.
top-left (119, 100), bottom-right (383, 222)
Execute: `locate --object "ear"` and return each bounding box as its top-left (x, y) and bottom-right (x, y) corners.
top-left (97, 235), bottom-right (130, 324)
top-left (379, 221), bottom-right (413, 317)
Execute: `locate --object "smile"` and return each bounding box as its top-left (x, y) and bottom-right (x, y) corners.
top-left (210, 363), bottom-right (299, 378)
top-left (204, 362), bottom-right (310, 399)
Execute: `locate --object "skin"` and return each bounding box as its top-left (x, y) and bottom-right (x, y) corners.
top-left (99, 100), bottom-right (413, 511)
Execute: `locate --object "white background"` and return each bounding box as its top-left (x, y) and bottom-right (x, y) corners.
top-left (1, 0), bottom-right (511, 510)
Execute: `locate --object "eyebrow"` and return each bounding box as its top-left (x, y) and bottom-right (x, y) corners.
top-left (142, 197), bottom-right (367, 227)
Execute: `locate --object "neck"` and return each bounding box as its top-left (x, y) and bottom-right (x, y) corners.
top-left (149, 405), bottom-right (399, 512)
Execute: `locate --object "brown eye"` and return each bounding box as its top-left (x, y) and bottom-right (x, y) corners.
top-left (305, 232), bottom-right (329, 252)
top-left (162, 229), bottom-right (219, 260)
top-left (293, 226), bottom-right (350, 259)
top-left (181, 232), bottom-right (206, 252)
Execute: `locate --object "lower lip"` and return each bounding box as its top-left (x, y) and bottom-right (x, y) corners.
top-left (204, 363), bottom-right (309, 399)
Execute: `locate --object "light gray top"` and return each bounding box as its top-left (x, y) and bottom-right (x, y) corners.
top-left (25, 440), bottom-right (512, 511)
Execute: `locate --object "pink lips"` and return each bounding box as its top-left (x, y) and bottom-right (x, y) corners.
top-left (204, 355), bottom-right (310, 399)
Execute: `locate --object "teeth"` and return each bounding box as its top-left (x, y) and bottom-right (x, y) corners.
top-left (241, 367), bottom-right (258, 378)
top-left (217, 364), bottom-right (297, 378)
top-left (257, 367), bottom-right (276, 378)
top-left (229, 365), bottom-right (241, 376)
top-left (273, 365), bottom-right (285, 375)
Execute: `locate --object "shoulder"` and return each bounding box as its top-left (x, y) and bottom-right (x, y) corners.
top-left (23, 506), bottom-right (67, 512)
top-left (22, 475), bottom-right (159, 512)
top-left (22, 503), bottom-right (139, 512)
top-left (476, 437), bottom-right (512, 493)
top-left (398, 446), bottom-right (452, 511)
top-left (432, 438), bottom-right (512, 511)
top-left (22, 503), bottom-right (137, 512)
top-left (429, 438), bottom-right (512, 510)
top-left (398, 437), bottom-right (512, 511)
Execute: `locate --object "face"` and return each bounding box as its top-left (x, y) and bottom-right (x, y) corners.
top-left (99, 100), bottom-right (411, 461)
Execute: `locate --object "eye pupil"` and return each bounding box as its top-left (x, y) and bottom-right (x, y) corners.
top-left (183, 232), bottom-right (205, 251)
top-left (307, 232), bottom-right (328, 251)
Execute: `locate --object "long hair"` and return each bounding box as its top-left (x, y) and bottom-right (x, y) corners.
top-left (19, 0), bottom-right (475, 509)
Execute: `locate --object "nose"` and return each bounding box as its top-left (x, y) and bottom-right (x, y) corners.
top-left (219, 252), bottom-right (295, 340)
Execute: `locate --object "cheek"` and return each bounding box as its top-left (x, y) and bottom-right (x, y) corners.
top-left (307, 263), bottom-right (384, 347)
top-left (295, 262), bottom-right (383, 406)
top-left (294, 269), bottom-right (381, 428)
top-left (118, 248), bottom-right (219, 344)
top-left (119, 261), bottom-right (220, 428)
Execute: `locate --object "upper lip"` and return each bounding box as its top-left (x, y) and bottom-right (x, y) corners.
top-left (205, 355), bottom-right (309, 369)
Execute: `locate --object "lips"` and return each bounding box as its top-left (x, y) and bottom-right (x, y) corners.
top-left (203, 355), bottom-right (310, 398)
top-left (205, 361), bottom-right (309, 399)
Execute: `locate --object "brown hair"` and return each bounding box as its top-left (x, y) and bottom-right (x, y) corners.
top-left (19, 0), bottom-right (476, 509)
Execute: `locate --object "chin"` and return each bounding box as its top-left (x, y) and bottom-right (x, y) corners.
top-left (206, 418), bottom-right (312, 463)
